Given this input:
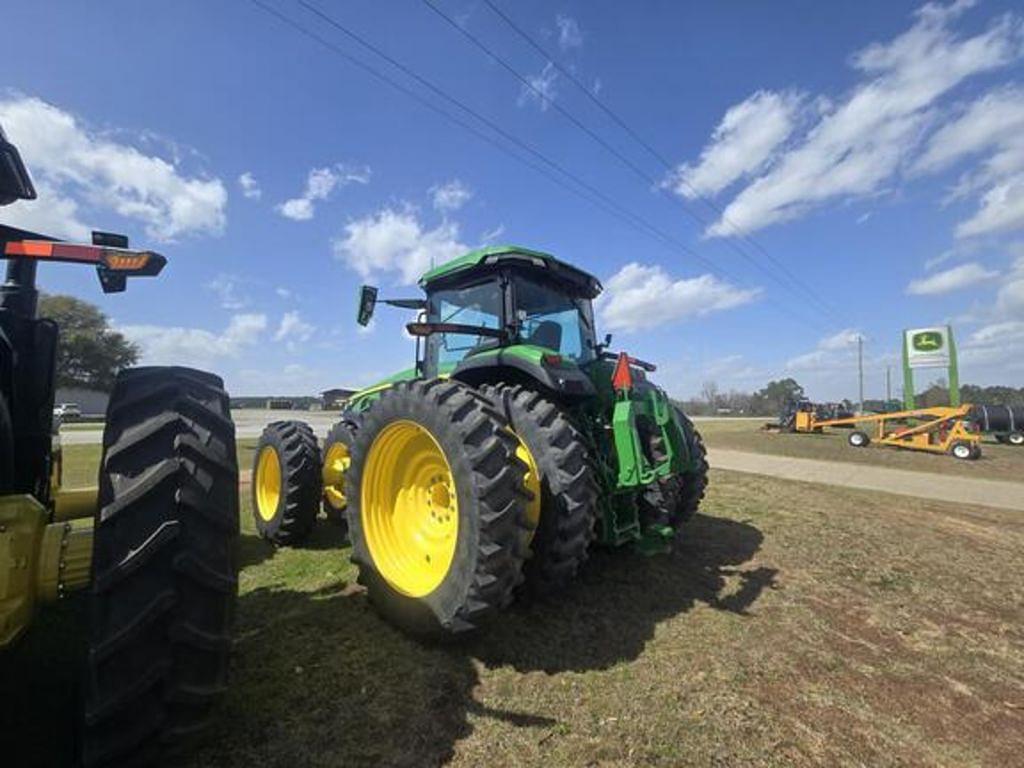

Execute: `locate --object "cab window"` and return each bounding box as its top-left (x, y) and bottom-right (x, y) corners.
top-left (426, 280), bottom-right (503, 373)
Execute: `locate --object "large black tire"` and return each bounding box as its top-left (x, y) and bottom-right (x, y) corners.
top-left (348, 380), bottom-right (530, 637)
top-left (83, 367), bottom-right (238, 768)
top-left (481, 383), bottom-right (597, 596)
top-left (251, 420), bottom-right (321, 546)
top-left (642, 409), bottom-right (709, 531)
top-left (321, 419), bottom-right (357, 530)
top-left (0, 392), bottom-right (13, 492)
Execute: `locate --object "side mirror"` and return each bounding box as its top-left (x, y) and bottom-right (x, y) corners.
top-left (604, 333), bottom-right (613, 347)
top-left (0, 126), bottom-right (37, 206)
top-left (357, 285), bottom-right (378, 326)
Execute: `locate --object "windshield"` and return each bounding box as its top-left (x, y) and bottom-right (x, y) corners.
top-left (514, 275), bottom-right (596, 363)
top-left (426, 279), bottom-right (503, 372)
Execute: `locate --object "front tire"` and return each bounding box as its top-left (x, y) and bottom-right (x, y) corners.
top-left (251, 420), bottom-right (321, 546)
top-left (348, 380), bottom-right (530, 637)
top-left (322, 420), bottom-right (357, 530)
top-left (642, 409), bottom-right (709, 532)
top-left (950, 440), bottom-right (977, 460)
top-left (481, 384), bottom-right (598, 596)
top-left (1007, 431), bottom-right (1024, 447)
top-left (83, 367), bottom-right (238, 768)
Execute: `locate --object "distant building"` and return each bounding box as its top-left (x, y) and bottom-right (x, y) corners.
top-left (266, 398), bottom-right (293, 410)
top-left (55, 387), bottom-right (109, 417)
top-left (322, 387), bottom-right (359, 410)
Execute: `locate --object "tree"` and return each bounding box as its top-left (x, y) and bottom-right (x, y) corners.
top-left (700, 380), bottom-right (720, 411)
top-left (752, 378), bottom-right (805, 415)
top-left (38, 294), bottom-right (139, 391)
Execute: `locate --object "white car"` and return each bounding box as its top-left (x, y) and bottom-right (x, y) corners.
top-left (53, 402), bottom-right (82, 420)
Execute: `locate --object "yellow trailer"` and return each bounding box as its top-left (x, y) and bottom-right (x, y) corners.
top-left (792, 404), bottom-right (981, 460)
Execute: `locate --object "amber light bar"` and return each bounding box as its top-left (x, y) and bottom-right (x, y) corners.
top-left (3, 240), bottom-right (165, 274)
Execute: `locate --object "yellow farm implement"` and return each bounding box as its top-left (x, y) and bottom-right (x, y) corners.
top-left (789, 404), bottom-right (981, 460)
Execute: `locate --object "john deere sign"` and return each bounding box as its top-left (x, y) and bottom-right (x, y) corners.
top-left (902, 325), bottom-right (959, 408)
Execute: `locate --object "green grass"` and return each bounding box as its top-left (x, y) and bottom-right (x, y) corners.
top-left (7, 443), bottom-right (1024, 767)
top-left (698, 418), bottom-right (1024, 481)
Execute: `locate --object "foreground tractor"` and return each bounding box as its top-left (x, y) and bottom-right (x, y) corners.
top-left (0, 128), bottom-right (238, 765)
top-left (253, 245), bottom-right (707, 636)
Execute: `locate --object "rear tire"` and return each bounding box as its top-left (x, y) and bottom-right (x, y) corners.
top-left (1008, 431), bottom-right (1024, 447)
top-left (348, 380), bottom-right (530, 637)
top-left (481, 384), bottom-right (598, 597)
top-left (251, 420), bottom-right (321, 546)
top-left (848, 430), bottom-right (870, 448)
top-left (83, 367), bottom-right (238, 768)
top-left (322, 420), bottom-right (357, 531)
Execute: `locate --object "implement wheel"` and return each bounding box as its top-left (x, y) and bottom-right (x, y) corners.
top-left (950, 440), bottom-right (977, 460)
top-left (1008, 431), bottom-right (1024, 447)
top-left (322, 420), bottom-right (357, 530)
top-left (848, 430), bottom-right (870, 448)
top-left (482, 384), bottom-right (598, 596)
top-left (348, 380), bottom-right (530, 637)
top-left (83, 367), bottom-right (238, 767)
top-left (252, 420), bottom-right (321, 545)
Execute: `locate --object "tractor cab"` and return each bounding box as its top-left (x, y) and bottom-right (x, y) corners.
top-left (360, 246), bottom-right (605, 392)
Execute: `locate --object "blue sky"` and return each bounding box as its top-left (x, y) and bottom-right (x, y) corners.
top-left (3, 0), bottom-right (1023, 400)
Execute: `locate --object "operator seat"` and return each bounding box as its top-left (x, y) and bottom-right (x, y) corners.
top-left (528, 320), bottom-right (562, 352)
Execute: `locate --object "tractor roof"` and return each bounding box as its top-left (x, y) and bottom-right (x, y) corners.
top-left (419, 245), bottom-right (603, 298)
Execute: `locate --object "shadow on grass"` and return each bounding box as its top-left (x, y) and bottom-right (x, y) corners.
top-left (237, 516), bottom-right (351, 569)
top-left (2, 512), bottom-right (770, 768)
top-left (178, 511), bottom-right (770, 767)
top-left (471, 512), bottom-right (773, 673)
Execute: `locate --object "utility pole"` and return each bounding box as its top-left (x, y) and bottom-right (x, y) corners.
top-left (886, 365), bottom-right (892, 403)
top-left (857, 335), bottom-right (864, 414)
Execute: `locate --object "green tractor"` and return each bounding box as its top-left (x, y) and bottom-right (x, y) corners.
top-left (0, 127), bottom-right (239, 765)
top-left (252, 246), bottom-right (707, 636)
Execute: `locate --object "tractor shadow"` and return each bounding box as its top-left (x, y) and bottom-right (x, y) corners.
top-left (471, 512), bottom-right (774, 673)
top-left (236, 516), bottom-right (351, 569)
top-left (178, 512), bottom-right (771, 768)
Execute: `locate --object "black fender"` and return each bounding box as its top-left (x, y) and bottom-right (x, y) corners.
top-left (451, 351), bottom-right (595, 399)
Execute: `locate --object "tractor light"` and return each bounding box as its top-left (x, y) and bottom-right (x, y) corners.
top-left (541, 353), bottom-right (564, 367)
top-left (103, 252), bottom-right (151, 271)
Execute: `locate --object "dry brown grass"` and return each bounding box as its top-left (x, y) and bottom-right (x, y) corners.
top-left (6, 452), bottom-right (1024, 767)
top-left (699, 419), bottom-right (1024, 482)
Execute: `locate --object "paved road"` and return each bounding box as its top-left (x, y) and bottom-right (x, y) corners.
top-left (708, 448), bottom-right (1024, 512)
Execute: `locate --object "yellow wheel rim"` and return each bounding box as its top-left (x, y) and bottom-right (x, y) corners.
top-left (255, 446), bottom-right (282, 522)
top-left (513, 433), bottom-right (541, 541)
top-left (362, 420), bottom-right (459, 597)
top-left (322, 440), bottom-right (351, 510)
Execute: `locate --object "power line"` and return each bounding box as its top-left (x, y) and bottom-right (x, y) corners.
top-left (467, 0), bottom-right (845, 325)
top-left (246, 0), bottom-right (827, 332)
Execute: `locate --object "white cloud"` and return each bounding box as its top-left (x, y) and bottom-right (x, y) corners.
top-left (913, 86), bottom-right (1024, 238)
top-left (956, 174), bottom-right (1024, 237)
top-left (275, 287), bottom-right (293, 300)
top-left (518, 62), bottom-right (558, 111)
top-left (206, 274), bottom-right (250, 310)
top-left (555, 15), bottom-right (583, 51)
top-left (333, 206), bottom-right (466, 285)
top-left (0, 95), bottom-right (226, 241)
top-left (277, 164), bottom-right (370, 221)
top-left (666, 90), bottom-right (804, 201)
top-left (597, 263), bottom-right (759, 333)
top-left (688, 2), bottom-right (1024, 237)
top-left (906, 261), bottom-right (998, 294)
top-left (238, 171), bottom-right (262, 200)
top-left (430, 180), bottom-right (472, 212)
top-left (274, 310), bottom-right (315, 349)
top-left (119, 313), bottom-right (267, 367)
top-left (786, 328), bottom-right (862, 370)
top-left (480, 223), bottom-right (505, 243)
